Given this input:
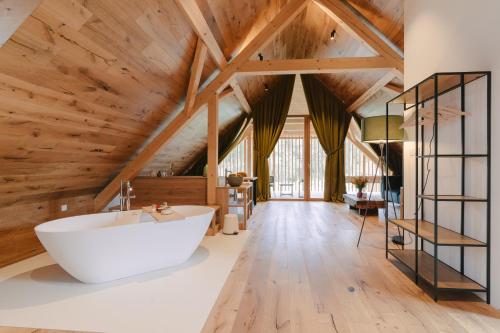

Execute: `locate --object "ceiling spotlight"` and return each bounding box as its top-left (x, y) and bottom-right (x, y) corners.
top-left (258, 53), bottom-right (264, 61)
top-left (330, 29), bottom-right (336, 41)
top-left (264, 84), bottom-right (269, 92)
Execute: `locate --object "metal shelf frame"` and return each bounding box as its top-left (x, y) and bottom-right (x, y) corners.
top-left (385, 71), bottom-right (491, 303)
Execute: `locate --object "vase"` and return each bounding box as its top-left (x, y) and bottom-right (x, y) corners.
top-left (357, 189), bottom-right (363, 198)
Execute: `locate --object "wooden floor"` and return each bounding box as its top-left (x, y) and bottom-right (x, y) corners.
top-left (203, 201), bottom-right (500, 333)
top-left (1, 201), bottom-right (499, 333)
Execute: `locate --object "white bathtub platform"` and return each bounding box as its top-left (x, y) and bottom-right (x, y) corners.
top-left (0, 232), bottom-right (249, 333)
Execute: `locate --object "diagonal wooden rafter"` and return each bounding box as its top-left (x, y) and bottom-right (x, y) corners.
top-left (315, 0), bottom-right (403, 76)
top-left (384, 82), bottom-right (403, 94)
top-left (347, 70), bottom-right (397, 112)
top-left (185, 39), bottom-right (208, 116)
top-left (238, 56), bottom-right (393, 75)
top-left (174, 0), bottom-right (251, 113)
top-left (94, 0), bottom-right (310, 211)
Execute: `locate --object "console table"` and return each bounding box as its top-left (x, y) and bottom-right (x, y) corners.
top-left (216, 183), bottom-right (253, 230)
top-left (343, 193), bottom-right (385, 215)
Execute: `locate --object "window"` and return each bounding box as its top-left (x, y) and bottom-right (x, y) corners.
top-left (218, 137), bottom-right (251, 176)
top-left (344, 137), bottom-right (380, 193)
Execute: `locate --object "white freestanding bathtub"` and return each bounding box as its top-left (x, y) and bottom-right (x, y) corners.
top-left (34, 206), bottom-right (214, 283)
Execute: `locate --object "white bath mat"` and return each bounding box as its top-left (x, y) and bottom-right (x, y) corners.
top-left (0, 231), bottom-right (249, 333)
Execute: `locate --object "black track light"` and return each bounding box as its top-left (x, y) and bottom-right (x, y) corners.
top-left (258, 53), bottom-right (264, 61)
top-left (330, 29), bottom-right (336, 41)
top-left (264, 84), bottom-right (269, 92)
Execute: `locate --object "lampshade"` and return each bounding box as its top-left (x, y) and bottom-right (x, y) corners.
top-left (361, 115), bottom-right (404, 143)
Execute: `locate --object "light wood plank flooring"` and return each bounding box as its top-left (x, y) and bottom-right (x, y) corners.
top-left (203, 201), bottom-right (500, 333)
top-left (0, 328), bottom-right (91, 333)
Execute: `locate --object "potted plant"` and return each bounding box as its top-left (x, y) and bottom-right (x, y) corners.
top-left (351, 176), bottom-right (369, 198)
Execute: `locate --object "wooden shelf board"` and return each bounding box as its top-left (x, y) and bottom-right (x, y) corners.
top-left (389, 249), bottom-right (486, 291)
top-left (389, 219), bottom-right (486, 246)
top-left (418, 194), bottom-right (487, 202)
top-left (391, 72), bottom-right (487, 105)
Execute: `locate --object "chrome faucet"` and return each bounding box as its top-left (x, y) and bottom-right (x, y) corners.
top-left (119, 180), bottom-right (136, 211)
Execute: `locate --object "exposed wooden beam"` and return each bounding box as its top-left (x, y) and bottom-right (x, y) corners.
top-left (185, 39), bottom-right (208, 116)
top-left (207, 92), bottom-right (219, 204)
top-left (347, 71), bottom-right (396, 112)
top-left (384, 82), bottom-right (404, 94)
top-left (237, 56), bottom-right (393, 75)
top-left (0, 0), bottom-right (40, 47)
top-left (174, 0), bottom-right (226, 67)
top-left (315, 0), bottom-right (403, 75)
top-left (94, 0), bottom-right (307, 211)
top-left (175, 0), bottom-right (251, 113)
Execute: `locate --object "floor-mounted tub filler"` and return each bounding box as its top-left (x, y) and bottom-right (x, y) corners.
top-left (35, 206), bottom-right (214, 283)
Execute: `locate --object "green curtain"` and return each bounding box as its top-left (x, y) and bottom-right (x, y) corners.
top-left (301, 74), bottom-right (352, 202)
top-left (253, 75), bottom-right (295, 201)
top-left (183, 114), bottom-right (250, 176)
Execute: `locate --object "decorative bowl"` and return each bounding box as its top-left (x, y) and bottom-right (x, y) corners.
top-left (227, 174), bottom-right (243, 187)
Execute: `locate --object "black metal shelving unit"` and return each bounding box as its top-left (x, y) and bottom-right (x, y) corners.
top-left (385, 71), bottom-right (491, 303)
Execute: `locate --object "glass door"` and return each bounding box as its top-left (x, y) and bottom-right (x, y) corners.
top-left (269, 117), bottom-right (305, 199)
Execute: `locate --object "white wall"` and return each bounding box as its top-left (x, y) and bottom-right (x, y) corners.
top-left (404, 0), bottom-right (500, 307)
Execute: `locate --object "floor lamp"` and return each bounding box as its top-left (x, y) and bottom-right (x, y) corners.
top-left (356, 115), bottom-right (404, 247)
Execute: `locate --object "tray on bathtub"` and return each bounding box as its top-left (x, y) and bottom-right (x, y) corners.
top-left (147, 211), bottom-right (186, 223)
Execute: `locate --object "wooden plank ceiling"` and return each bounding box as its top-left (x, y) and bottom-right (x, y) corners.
top-left (0, 0), bottom-right (403, 265)
top-left (144, 0), bottom-right (404, 174)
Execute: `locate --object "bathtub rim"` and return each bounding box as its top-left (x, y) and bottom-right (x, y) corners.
top-left (34, 205), bottom-right (215, 234)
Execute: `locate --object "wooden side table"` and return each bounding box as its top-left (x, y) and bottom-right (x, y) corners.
top-left (216, 183), bottom-right (253, 230)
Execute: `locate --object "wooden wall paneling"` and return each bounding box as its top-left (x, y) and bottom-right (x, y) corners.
top-left (131, 176), bottom-right (208, 207)
top-left (0, 190), bottom-right (95, 268)
top-left (207, 92), bottom-right (219, 205)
